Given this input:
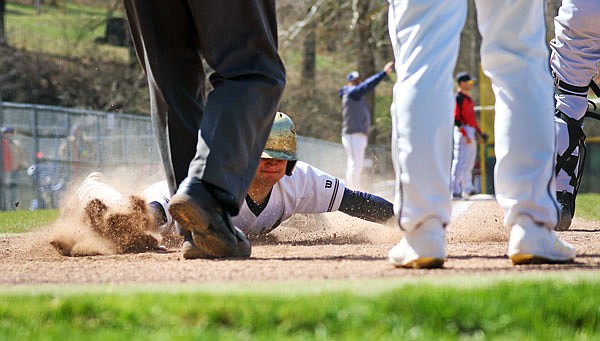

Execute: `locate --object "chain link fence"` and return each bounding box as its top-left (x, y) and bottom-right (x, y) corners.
top-left (0, 101), bottom-right (161, 210)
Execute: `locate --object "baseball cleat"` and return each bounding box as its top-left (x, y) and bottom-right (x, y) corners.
top-left (555, 192), bottom-right (573, 231)
top-left (181, 239), bottom-right (208, 259)
top-left (451, 193), bottom-right (462, 200)
top-left (388, 220), bottom-right (446, 269)
top-left (169, 177), bottom-right (251, 259)
top-left (508, 215), bottom-right (575, 265)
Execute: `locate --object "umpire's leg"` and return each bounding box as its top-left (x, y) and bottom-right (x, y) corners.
top-left (186, 1), bottom-right (286, 213)
top-left (123, 0), bottom-right (207, 196)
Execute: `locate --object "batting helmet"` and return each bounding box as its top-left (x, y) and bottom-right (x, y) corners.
top-left (262, 112), bottom-right (298, 175)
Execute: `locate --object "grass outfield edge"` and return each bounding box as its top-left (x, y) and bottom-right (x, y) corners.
top-left (1, 270), bottom-right (599, 296)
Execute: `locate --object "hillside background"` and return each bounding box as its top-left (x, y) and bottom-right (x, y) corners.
top-left (0, 0), bottom-right (597, 146)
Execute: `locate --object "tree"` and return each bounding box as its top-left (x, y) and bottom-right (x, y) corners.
top-left (455, 0), bottom-right (481, 102)
top-left (0, 0), bottom-right (6, 46)
top-left (300, 2), bottom-right (319, 95)
top-left (354, 0), bottom-right (389, 143)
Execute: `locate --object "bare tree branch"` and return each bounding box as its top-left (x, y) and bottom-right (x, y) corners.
top-left (280, 0), bottom-right (326, 47)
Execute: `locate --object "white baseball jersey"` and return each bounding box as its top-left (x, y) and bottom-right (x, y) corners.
top-left (550, 0), bottom-right (600, 193)
top-left (145, 161), bottom-right (346, 235)
top-left (388, 0), bottom-right (557, 230)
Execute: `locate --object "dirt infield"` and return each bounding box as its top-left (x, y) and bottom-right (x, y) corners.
top-left (1, 199), bottom-right (600, 286)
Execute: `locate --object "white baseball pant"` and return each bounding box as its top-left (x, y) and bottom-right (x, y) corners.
top-left (451, 125), bottom-right (477, 195)
top-left (550, 0), bottom-right (600, 193)
top-left (388, 0), bottom-right (558, 231)
top-left (342, 132), bottom-right (368, 189)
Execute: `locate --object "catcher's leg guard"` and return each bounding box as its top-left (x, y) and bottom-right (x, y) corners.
top-left (554, 111), bottom-right (587, 231)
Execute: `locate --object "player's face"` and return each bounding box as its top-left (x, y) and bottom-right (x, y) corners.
top-left (461, 80), bottom-right (473, 91)
top-left (254, 158), bottom-right (287, 187)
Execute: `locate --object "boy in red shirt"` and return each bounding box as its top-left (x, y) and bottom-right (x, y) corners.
top-left (451, 72), bottom-right (486, 199)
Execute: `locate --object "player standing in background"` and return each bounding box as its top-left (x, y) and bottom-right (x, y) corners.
top-left (339, 62), bottom-right (394, 190)
top-left (451, 72), bottom-right (486, 199)
top-left (123, 1), bottom-right (286, 259)
top-left (387, 0), bottom-right (575, 268)
top-left (550, 0), bottom-right (600, 231)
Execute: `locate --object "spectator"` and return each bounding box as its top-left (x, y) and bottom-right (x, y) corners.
top-left (1, 127), bottom-right (26, 209)
top-left (27, 151), bottom-right (64, 210)
top-left (59, 124), bottom-right (96, 180)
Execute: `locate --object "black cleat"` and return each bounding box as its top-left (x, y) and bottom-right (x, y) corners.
top-left (168, 177), bottom-right (251, 259)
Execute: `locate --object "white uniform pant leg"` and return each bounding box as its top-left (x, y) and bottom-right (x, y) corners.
top-left (451, 127), bottom-right (466, 194)
top-left (75, 173), bottom-right (127, 207)
top-left (476, 0), bottom-right (558, 228)
top-left (62, 172), bottom-right (128, 217)
top-left (341, 133), bottom-right (368, 189)
top-left (388, 0), bottom-right (465, 231)
top-left (551, 0), bottom-right (600, 120)
top-left (550, 0), bottom-right (600, 193)
top-left (462, 126), bottom-right (477, 194)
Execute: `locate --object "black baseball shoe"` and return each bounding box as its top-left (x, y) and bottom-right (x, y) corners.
top-left (168, 177), bottom-right (251, 259)
top-left (556, 191), bottom-right (574, 231)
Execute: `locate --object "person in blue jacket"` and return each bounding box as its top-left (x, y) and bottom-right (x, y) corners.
top-left (339, 61), bottom-right (394, 190)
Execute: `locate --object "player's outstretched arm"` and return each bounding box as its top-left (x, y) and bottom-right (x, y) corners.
top-left (337, 188), bottom-right (394, 224)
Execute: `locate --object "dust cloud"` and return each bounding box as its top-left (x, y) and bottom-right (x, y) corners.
top-left (49, 169), bottom-right (172, 257)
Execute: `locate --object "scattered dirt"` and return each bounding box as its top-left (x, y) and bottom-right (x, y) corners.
top-left (49, 196), bottom-right (164, 256)
top-left (1, 199), bottom-right (600, 286)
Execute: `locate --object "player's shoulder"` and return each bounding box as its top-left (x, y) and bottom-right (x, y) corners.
top-left (292, 161), bottom-right (329, 177)
top-left (287, 161), bottom-right (344, 191)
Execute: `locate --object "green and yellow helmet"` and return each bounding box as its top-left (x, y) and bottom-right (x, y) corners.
top-left (262, 112), bottom-right (298, 161)
top-left (262, 112), bottom-right (298, 175)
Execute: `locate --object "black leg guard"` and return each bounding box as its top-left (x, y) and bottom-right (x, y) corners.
top-left (556, 191), bottom-right (574, 231)
top-left (554, 111), bottom-right (587, 231)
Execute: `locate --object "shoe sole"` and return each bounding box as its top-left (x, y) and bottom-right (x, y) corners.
top-left (391, 257), bottom-right (445, 269)
top-left (182, 241), bottom-right (208, 259)
top-left (169, 194), bottom-right (251, 259)
top-left (168, 193), bottom-right (211, 234)
top-left (510, 253), bottom-right (574, 265)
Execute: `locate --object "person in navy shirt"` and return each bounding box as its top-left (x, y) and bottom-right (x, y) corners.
top-left (339, 61), bottom-right (394, 190)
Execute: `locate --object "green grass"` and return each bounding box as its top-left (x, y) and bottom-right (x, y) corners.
top-left (0, 279), bottom-right (599, 339)
top-left (0, 209), bottom-right (59, 233)
top-left (576, 193), bottom-right (600, 221)
top-left (5, 2), bottom-right (129, 62)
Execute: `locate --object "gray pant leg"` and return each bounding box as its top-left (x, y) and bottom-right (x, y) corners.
top-left (186, 1), bottom-right (285, 208)
top-left (123, 0), bottom-right (206, 196)
top-left (123, 0), bottom-right (286, 209)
